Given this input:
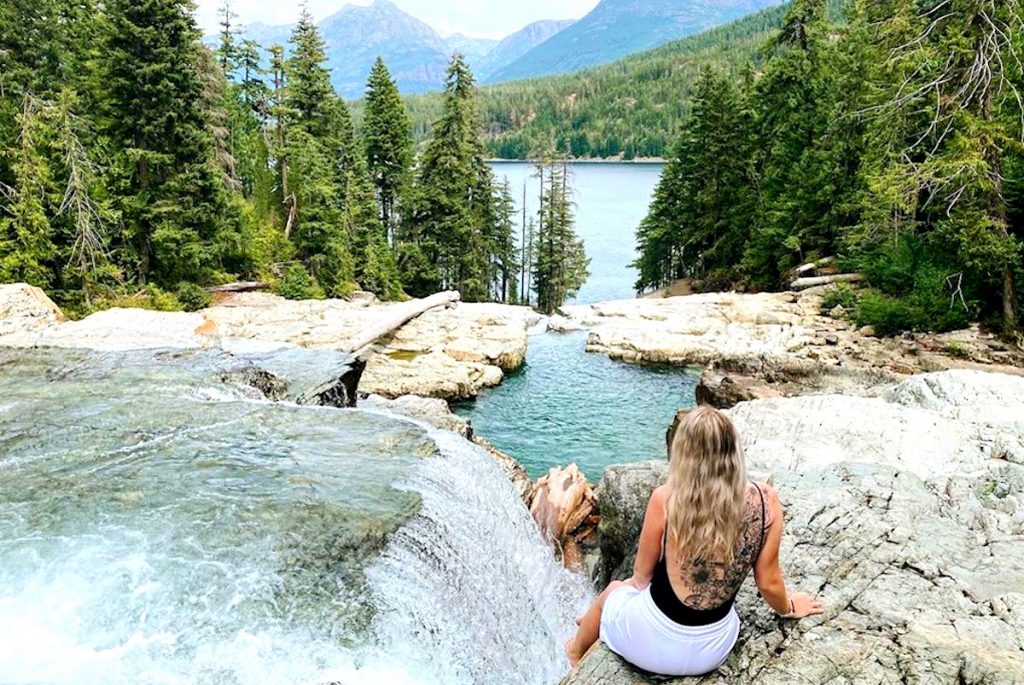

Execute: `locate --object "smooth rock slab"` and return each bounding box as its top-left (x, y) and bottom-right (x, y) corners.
top-left (0, 286), bottom-right (538, 400)
top-left (566, 371), bottom-right (1024, 685)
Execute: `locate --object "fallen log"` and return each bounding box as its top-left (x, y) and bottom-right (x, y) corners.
top-left (790, 273), bottom-right (865, 291)
top-left (795, 256), bottom-right (835, 276)
top-left (206, 281), bottom-right (271, 294)
top-left (340, 290), bottom-right (461, 355)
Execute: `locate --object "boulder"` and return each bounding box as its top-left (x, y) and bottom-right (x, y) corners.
top-left (565, 370), bottom-right (1024, 685)
top-left (560, 291), bottom-right (1024, 398)
top-left (695, 369), bottom-right (784, 409)
top-left (0, 284), bottom-right (66, 339)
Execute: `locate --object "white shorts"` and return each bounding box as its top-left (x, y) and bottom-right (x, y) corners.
top-left (599, 585), bottom-right (740, 677)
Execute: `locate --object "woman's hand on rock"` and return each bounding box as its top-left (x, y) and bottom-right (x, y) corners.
top-left (786, 592), bottom-right (824, 619)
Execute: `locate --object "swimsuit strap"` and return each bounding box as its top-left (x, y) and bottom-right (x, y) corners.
top-left (752, 481), bottom-right (767, 564)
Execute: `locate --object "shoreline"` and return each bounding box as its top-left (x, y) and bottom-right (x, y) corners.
top-left (486, 157), bottom-right (665, 165)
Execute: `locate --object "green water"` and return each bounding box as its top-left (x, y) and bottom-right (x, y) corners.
top-left (454, 331), bottom-right (698, 482)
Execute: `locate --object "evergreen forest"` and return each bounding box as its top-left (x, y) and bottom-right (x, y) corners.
top-left (0, 0), bottom-right (535, 314)
top-left (634, 0), bottom-right (1024, 336)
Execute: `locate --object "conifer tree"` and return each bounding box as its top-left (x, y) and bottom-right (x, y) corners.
top-left (0, 98), bottom-right (56, 288)
top-left (216, 1), bottom-right (240, 74)
top-left (238, 39), bottom-right (269, 117)
top-left (859, 0), bottom-right (1022, 331)
top-left (532, 162), bottom-right (589, 314)
top-left (491, 179), bottom-right (520, 302)
top-left (744, 0), bottom-right (832, 285)
top-left (403, 54), bottom-right (511, 301)
top-left (364, 57), bottom-right (413, 237)
top-left (105, 0), bottom-right (237, 285)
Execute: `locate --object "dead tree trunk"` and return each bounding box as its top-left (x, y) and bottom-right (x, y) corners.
top-left (340, 290), bottom-right (461, 355)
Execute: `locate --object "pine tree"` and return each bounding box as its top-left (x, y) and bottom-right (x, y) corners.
top-left (403, 54), bottom-right (511, 301)
top-left (0, 97), bottom-right (57, 288)
top-left (744, 0), bottom-right (833, 286)
top-left (215, 1), bottom-right (240, 74)
top-left (364, 57), bottom-right (412, 238)
top-left (286, 7), bottom-right (335, 140)
top-left (238, 39), bottom-right (269, 117)
top-left (278, 7), bottom-right (356, 295)
top-left (491, 178), bottom-right (520, 302)
top-left (532, 161), bottom-right (589, 314)
top-left (105, 0), bottom-right (237, 286)
top-left (859, 0), bottom-right (1022, 331)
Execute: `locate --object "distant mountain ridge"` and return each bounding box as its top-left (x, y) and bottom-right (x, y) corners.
top-left (489, 0), bottom-right (784, 82)
top-left (207, 0), bottom-right (779, 97)
top-left (208, 0), bottom-right (574, 97)
top-left (475, 20), bottom-right (576, 81)
top-left (445, 34), bottom-right (499, 61)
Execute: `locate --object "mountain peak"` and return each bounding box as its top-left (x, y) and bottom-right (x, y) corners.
top-left (489, 0), bottom-right (783, 83)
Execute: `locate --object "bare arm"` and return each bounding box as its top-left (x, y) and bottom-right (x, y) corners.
top-left (629, 485), bottom-right (667, 590)
top-left (753, 485), bottom-right (823, 619)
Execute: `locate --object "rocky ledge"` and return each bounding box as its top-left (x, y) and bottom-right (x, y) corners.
top-left (561, 290), bottom-right (1024, 405)
top-left (565, 370), bottom-right (1024, 685)
top-left (0, 284), bottom-right (538, 400)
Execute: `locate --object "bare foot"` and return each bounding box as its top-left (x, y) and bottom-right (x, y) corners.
top-left (564, 639), bottom-right (582, 668)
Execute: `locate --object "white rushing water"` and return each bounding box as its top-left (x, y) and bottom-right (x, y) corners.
top-left (367, 426), bottom-right (591, 685)
top-left (0, 348), bottom-right (591, 685)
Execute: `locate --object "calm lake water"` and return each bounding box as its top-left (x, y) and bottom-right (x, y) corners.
top-left (462, 162), bottom-right (697, 483)
top-left (489, 161), bottom-right (664, 304)
top-left (453, 331), bottom-right (697, 482)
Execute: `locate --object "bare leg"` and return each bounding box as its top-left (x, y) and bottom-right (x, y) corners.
top-left (565, 580), bottom-right (627, 667)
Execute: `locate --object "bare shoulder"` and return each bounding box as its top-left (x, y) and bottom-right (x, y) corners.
top-left (650, 484), bottom-right (671, 510)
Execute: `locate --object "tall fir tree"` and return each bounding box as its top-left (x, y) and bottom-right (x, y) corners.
top-left (744, 0), bottom-right (832, 286)
top-left (105, 0), bottom-right (239, 286)
top-left (363, 57), bottom-right (413, 238)
top-left (403, 54), bottom-right (513, 301)
top-left (532, 162), bottom-right (589, 314)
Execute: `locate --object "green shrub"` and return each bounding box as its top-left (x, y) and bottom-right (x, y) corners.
top-left (854, 288), bottom-right (970, 337)
top-left (176, 282), bottom-right (211, 312)
top-left (854, 291), bottom-right (921, 336)
top-left (944, 341), bottom-right (970, 358)
top-left (275, 264), bottom-right (324, 301)
top-left (821, 283), bottom-right (859, 314)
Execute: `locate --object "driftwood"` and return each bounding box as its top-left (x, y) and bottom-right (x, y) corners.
top-left (340, 290), bottom-right (461, 354)
top-left (206, 281), bottom-right (271, 294)
top-left (790, 273), bottom-right (865, 291)
top-left (795, 256), bottom-right (836, 276)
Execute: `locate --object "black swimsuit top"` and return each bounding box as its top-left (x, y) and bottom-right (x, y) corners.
top-left (650, 482), bottom-right (768, 626)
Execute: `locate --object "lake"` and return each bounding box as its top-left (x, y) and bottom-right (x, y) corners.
top-left (457, 162), bottom-right (696, 483)
top-left (489, 161), bottom-right (665, 304)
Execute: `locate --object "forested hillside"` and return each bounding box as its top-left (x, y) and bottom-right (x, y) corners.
top-left (383, 5), bottom-right (791, 159)
top-left (635, 0), bottom-right (1024, 336)
top-left (0, 0), bottom-right (523, 314)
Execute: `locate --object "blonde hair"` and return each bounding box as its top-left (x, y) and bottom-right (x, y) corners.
top-left (665, 407), bottom-right (747, 565)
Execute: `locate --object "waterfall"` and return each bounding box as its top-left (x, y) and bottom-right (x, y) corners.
top-left (364, 422), bottom-right (592, 685)
top-left (0, 347), bottom-right (592, 685)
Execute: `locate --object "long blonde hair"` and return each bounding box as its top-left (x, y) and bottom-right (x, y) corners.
top-left (665, 407), bottom-right (747, 564)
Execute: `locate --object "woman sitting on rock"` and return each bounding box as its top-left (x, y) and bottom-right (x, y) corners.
top-left (565, 406), bottom-right (823, 676)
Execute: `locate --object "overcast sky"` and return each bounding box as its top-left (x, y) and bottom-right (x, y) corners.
top-left (193, 0), bottom-right (599, 39)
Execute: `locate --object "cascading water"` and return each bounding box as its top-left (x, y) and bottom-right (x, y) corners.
top-left (366, 425), bottom-right (591, 685)
top-left (0, 347), bottom-right (590, 685)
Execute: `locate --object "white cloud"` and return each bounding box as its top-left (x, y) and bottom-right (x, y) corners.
top-left (194, 0), bottom-right (598, 38)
